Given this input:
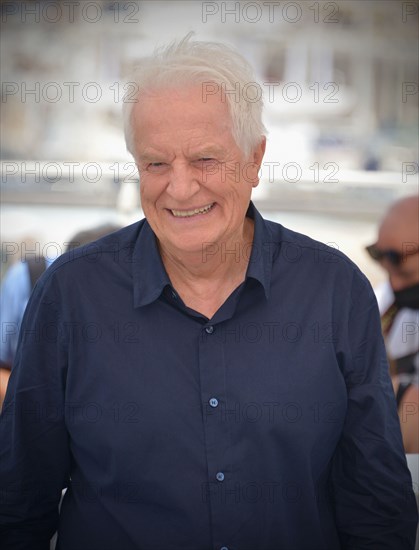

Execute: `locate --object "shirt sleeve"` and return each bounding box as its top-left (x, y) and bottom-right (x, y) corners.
top-left (0, 271), bottom-right (70, 549)
top-left (331, 271), bottom-right (418, 549)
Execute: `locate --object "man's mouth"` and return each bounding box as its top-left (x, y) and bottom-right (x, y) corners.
top-left (170, 203), bottom-right (215, 218)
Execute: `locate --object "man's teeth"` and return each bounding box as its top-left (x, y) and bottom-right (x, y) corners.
top-left (171, 203), bottom-right (214, 218)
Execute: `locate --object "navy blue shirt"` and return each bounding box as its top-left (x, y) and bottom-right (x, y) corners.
top-left (1, 203), bottom-right (417, 550)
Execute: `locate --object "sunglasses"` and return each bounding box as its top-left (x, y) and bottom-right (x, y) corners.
top-left (365, 244), bottom-right (419, 266)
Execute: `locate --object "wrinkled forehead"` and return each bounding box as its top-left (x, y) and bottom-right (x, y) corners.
top-left (131, 84), bottom-right (237, 152)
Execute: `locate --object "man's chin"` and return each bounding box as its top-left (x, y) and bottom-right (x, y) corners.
top-left (156, 233), bottom-right (219, 259)
top-left (172, 239), bottom-right (217, 258)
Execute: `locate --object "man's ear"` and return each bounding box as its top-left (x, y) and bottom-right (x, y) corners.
top-left (251, 136), bottom-right (266, 188)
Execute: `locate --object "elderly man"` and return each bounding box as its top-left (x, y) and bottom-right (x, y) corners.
top-left (0, 36), bottom-right (417, 550)
top-left (366, 196), bottom-right (419, 456)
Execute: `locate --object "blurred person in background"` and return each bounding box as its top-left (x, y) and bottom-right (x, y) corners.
top-left (0, 224), bottom-right (120, 408)
top-left (0, 36), bottom-right (417, 550)
top-left (0, 240), bottom-right (49, 409)
top-left (367, 195), bottom-right (419, 382)
top-left (366, 196), bottom-right (419, 456)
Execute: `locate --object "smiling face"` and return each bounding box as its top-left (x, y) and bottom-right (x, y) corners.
top-left (131, 85), bottom-right (265, 258)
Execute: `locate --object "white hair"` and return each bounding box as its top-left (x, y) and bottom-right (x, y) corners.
top-left (123, 33), bottom-right (266, 159)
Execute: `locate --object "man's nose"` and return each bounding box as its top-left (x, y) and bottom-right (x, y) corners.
top-left (166, 163), bottom-right (200, 202)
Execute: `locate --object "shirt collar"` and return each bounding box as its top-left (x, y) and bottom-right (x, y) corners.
top-left (132, 201), bottom-right (273, 308)
top-left (132, 221), bottom-right (171, 308)
top-left (244, 201), bottom-right (273, 299)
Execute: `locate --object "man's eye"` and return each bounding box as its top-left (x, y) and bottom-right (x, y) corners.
top-left (194, 158), bottom-right (217, 165)
top-left (147, 162), bottom-right (167, 172)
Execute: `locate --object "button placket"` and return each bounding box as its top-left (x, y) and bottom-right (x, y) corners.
top-left (198, 320), bottom-right (232, 547)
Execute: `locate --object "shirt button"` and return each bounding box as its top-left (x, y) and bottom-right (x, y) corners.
top-left (205, 325), bottom-right (214, 334)
top-left (216, 472), bottom-right (225, 482)
top-left (220, 547), bottom-right (229, 550)
top-left (209, 397), bottom-right (219, 408)
top-left (171, 290), bottom-right (177, 299)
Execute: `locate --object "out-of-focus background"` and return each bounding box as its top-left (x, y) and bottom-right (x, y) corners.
top-left (1, 0), bottom-right (418, 285)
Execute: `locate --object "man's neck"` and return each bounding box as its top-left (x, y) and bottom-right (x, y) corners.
top-left (159, 218), bottom-right (255, 317)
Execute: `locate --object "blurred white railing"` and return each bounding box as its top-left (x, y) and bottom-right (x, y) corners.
top-left (1, 160), bottom-right (417, 215)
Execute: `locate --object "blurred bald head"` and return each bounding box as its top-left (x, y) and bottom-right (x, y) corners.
top-left (378, 196), bottom-right (419, 249)
top-left (376, 195), bottom-right (419, 292)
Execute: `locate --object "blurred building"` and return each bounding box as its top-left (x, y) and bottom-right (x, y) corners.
top-left (0, 0), bottom-right (417, 168)
top-left (0, 1), bottom-right (418, 285)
